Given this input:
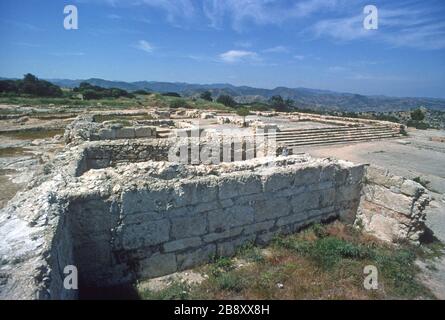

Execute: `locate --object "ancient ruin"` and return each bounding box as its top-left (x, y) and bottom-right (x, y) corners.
top-left (0, 109), bottom-right (431, 299)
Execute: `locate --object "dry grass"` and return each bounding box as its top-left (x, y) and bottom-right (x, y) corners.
top-left (139, 221), bottom-right (441, 300)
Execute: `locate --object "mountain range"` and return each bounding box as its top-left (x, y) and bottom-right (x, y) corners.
top-left (15, 77), bottom-right (445, 112)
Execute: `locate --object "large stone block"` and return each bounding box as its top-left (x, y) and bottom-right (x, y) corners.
top-left (263, 171), bottom-right (295, 192)
top-left (177, 244), bottom-right (216, 270)
top-left (216, 235), bottom-right (255, 257)
top-left (121, 185), bottom-right (175, 215)
top-left (208, 206), bottom-right (254, 232)
top-left (163, 237), bottom-right (202, 253)
top-left (135, 126), bottom-right (154, 138)
top-left (364, 184), bottom-right (413, 216)
top-left (173, 179), bottom-right (218, 206)
top-left (171, 213), bottom-right (207, 239)
top-left (291, 192), bottom-right (319, 213)
top-left (98, 128), bottom-right (115, 140)
top-left (218, 174), bottom-right (262, 200)
top-left (276, 211), bottom-right (306, 227)
top-left (400, 179), bottom-right (424, 197)
top-left (139, 253), bottom-right (177, 278)
top-left (365, 166), bottom-right (404, 188)
top-left (243, 220), bottom-right (275, 235)
top-left (203, 226), bottom-right (244, 243)
top-left (254, 198), bottom-right (291, 222)
top-left (115, 127), bottom-right (135, 139)
top-left (294, 166), bottom-right (321, 186)
top-left (120, 219), bottom-right (170, 249)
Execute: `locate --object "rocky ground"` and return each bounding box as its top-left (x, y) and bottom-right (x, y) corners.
top-left (0, 132), bottom-right (64, 208)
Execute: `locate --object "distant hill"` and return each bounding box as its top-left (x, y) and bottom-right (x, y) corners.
top-left (38, 78), bottom-right (445, 112)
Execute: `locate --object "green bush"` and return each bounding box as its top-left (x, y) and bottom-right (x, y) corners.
top-left (216, 94), bottom-right (237, 108)
top-left (169, 98), bottom-right (190, 109)
top-left (200, 91), bottom-right (213, 101)
top-left (411, 108), bottom-right (425, 121)
top-left (407, 120), bottom-right (429, 130)
top-left (211, 272), bottom-right (246, 293)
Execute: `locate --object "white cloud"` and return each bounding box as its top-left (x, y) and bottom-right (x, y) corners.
top-left (307, 4), bottom-right (445, 50)
top-left (135, 40), bottom-right (154, 53)
top-left (203, 0), bottom-right (342, 31)
top-left (263, 46), bottom-right (289, 53)
top-left (219, 50), bottom-right (258, 63)
top-left (139, 0), bottom-right (195, 24)
top-left (294, 55), bottom-right (305, 60)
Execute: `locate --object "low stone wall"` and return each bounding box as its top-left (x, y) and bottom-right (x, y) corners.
top-left (64, 115), bottom-right (158, 144)
top-left (0, 152), bottom-right (365, 299)
top-left (68, 156), bottom-right (365, 288)
top-left (356, 166), bottom-right (431, 243)
top-left (96, 126), bottom-right (157, 140)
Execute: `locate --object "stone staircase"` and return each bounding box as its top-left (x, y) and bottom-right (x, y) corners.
top-left (259, 125), bottom-right (401, 148)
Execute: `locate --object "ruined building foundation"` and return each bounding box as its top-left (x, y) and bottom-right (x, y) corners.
top-left (0, 112), bottom-right (430, 299)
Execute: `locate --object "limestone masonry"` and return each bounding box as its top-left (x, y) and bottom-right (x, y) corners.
top-left (0, 110), bottom-right (429, 300)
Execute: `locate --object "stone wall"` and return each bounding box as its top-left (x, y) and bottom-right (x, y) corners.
top-left (68, 157), bottom-right (365, 288)
top-left (356, 166), bottom-right (431, 243)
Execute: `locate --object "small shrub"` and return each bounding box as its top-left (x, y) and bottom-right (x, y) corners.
top-left (237, 242), bottom-right (265, 263)
top-left (140, 281), bottom-right (190, 300)
top-left (212, 272), bottom-right (246, 293)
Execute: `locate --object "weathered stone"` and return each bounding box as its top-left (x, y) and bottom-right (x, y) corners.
top-left (291, 192), bottom-right (319, 213)
top-left (208, 206), bottom-right (254, 232)
top-left (177, 244), bottom-right (216, 270)
top-left (263, 171), bottom-right (294, 192)
top-left (216, 235), bottom-right (255, 257)
top-left (139, 253), bottom-right (177, 278)
top-left (163, 237), bottom-right (202, 252)
top-left (400, 179), bottom-right (424, 197)
top-left (171, 213), bottom-right (207, 239)
top-left (135, 126), bottom-right (154, 138)
top-left (120, 219), bottom-right (170, 249)
top-left (115, 127), bottom-right (135, 139)
top-left (203, 227), bottom-right (244, 243)
top-left (254, 198), bottom-right (291, 222)
top-left (218, 174), bottom-right (262, 200)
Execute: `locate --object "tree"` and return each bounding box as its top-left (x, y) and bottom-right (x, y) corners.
top-left (236, 107), bottom-right (250, 127)
top-left (269, 95), bottom-right (288, 112)
top-left (411, 108), bottom-right (425, 121)
top-left (162, 92), bottom-right (181, 97)
top-left (200, 91), bottom-right (213, 101)
top-left (134, 89), bottom-right (150, 95)
top-left (217, 94), bottom-right (236, 108)
top-left (19, 73), bottom-right (62, 97)
top-left (0, 80), bottom-right (19, 94)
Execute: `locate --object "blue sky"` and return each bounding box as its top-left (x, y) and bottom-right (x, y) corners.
top-left (0, 0), bottom-right (444, 98)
